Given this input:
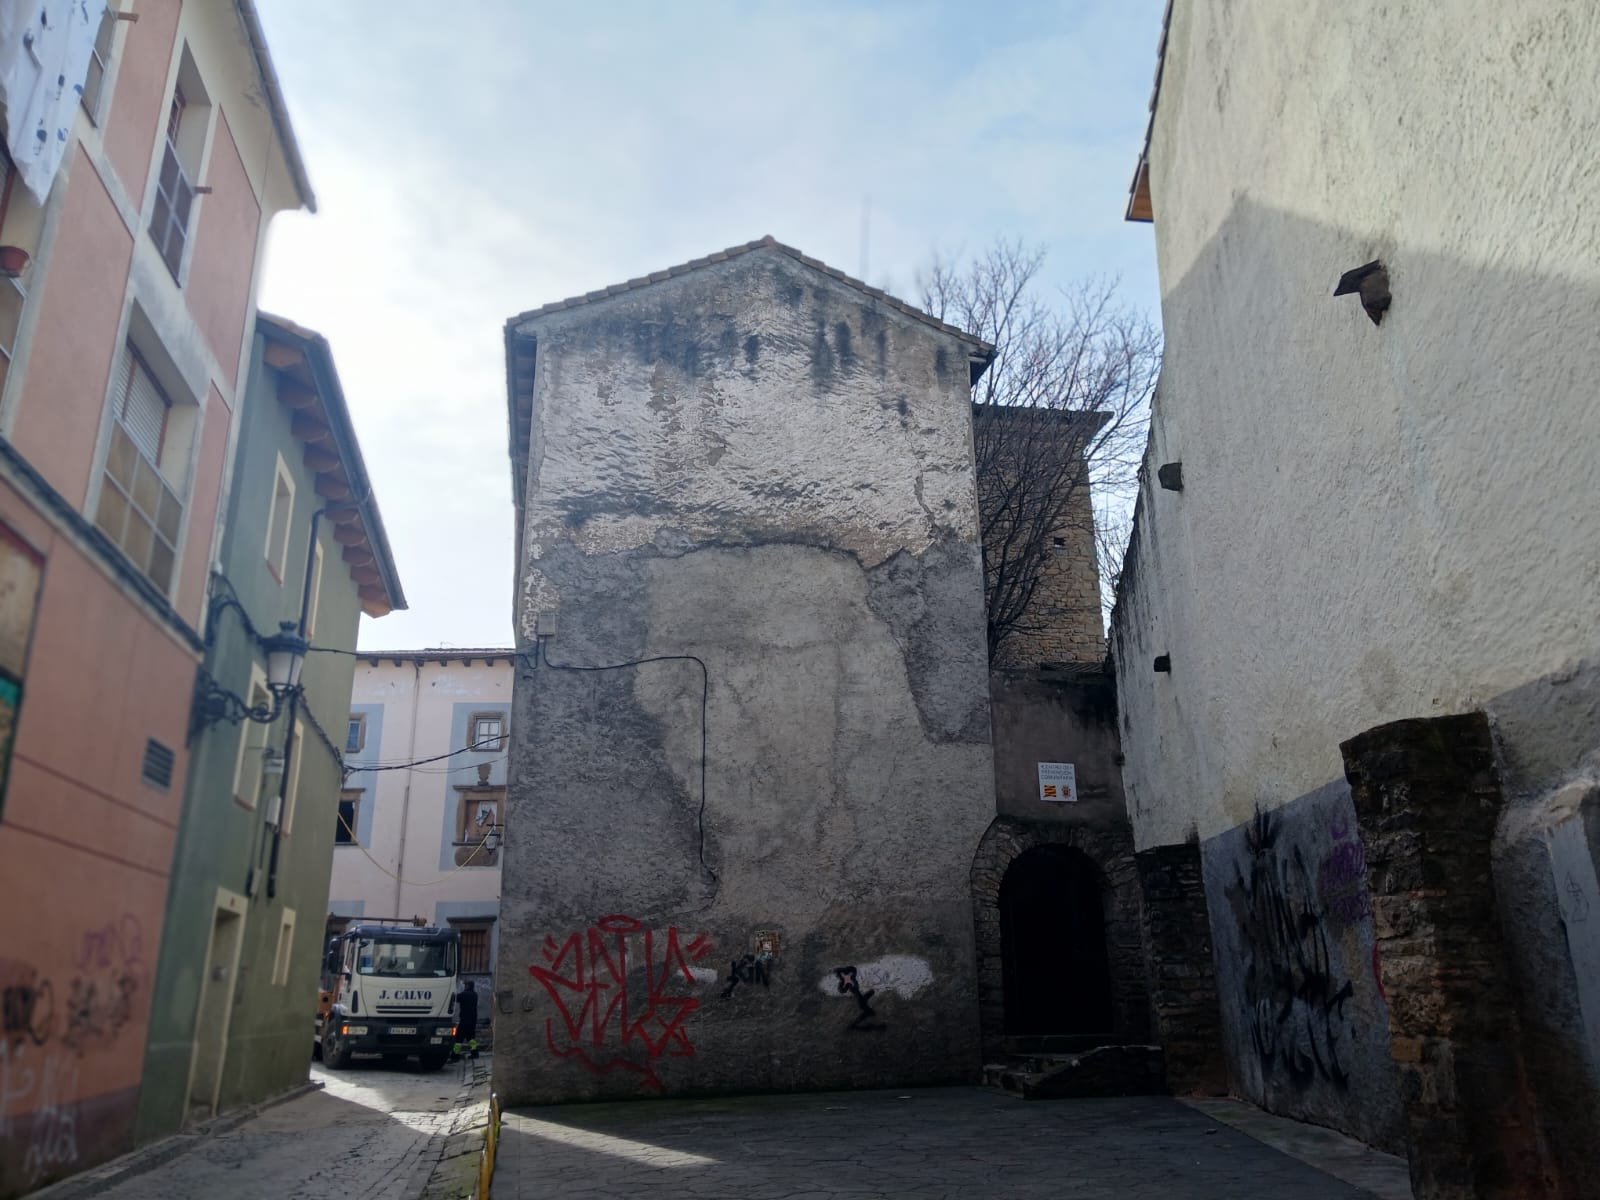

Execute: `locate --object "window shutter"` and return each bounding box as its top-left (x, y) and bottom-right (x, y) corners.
top-left (118, 348), bottom-right (169, 466)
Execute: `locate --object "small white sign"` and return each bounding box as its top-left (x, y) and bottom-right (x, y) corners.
top-left (1038, 762), bottom-right (1077, 803)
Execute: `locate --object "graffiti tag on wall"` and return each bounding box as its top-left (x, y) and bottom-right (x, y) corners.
top-left (528, 915), bottom-right (711, 1091)
top-left (0, 913), bottom-right (146, 1186)
top-left (1317, 816), bottom-right (1370, 926)
top-left (1224, 811), bottom-right (1356, 1092)
top-left (815, 955), bottom-right (932, 1033)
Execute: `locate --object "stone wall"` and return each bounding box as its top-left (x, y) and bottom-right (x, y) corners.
top-left (496, 247), bottom-right (995, 1104)
top-left (1134, 842), bottom-right (1224, 1095)
top-left (970, 815), bottom-right (1145, 1057)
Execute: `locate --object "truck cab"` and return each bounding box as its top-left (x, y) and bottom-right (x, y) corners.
top-left (316, 920), bottom-right (460, 1071)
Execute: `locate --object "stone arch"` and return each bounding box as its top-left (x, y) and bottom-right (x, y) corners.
top-left (970, 816), bottom-right (1148, 1056)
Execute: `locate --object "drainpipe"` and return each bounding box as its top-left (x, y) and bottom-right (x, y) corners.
top-left (393, 657), bottom-right (422, 917)
top-left (267, 507), bottom-right (329, 900)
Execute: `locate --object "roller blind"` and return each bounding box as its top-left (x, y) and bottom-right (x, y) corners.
top-left (114, 345), bottom-right (169, 467)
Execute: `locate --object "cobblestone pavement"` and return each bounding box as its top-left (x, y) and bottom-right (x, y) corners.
top-left (71, 1056), bottom-right (489, 1200)
top-left (496, 1088), bottom-right (1395, 1199)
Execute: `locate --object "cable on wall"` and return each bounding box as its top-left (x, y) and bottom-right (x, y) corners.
top-left (530, 638), bottom-right (718, 893)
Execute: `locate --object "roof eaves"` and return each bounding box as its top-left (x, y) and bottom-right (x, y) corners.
top-left (234, 0), bottom-right (316, 213)
top-left (256, 313), bottom-right (406, 613)
top-left (1125, 0), bottom-right (1175, 224)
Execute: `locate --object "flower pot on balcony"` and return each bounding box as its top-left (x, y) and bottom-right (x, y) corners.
top-left (0, 246), bottom-right (29, 277)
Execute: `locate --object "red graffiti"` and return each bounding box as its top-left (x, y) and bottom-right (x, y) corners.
top-left (529, 915), bottom-right (711, 1091)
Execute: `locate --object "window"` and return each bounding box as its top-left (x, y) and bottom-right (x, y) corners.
top-left (271, 909), bottom-right (296, 986)
top-left (345, 714), bottom-right (366, 754)
top-left (264, 455), bottom-right (295, 581)
top-left (468, 712), bottom-right (505, 752)
top-left (280, 719), bottom-right (304, 836)
top-left (149, 87), bottom-right (195, 279)
top-left (452, 922), bottom-right (493, 975)
top-left (335, 787), bottom-right (362, 845)
top-left (306, 540), bottom-right (324, 636)
top-left (230, 669), bottom-right (270, 809)
top-left (452, 782), bottom-right (503, 867)
top-left (355, 938), bottom-right (455, 978)
top-left (80, 7), bottom-right (118, 122)
top-left (94, 345), bottom-right (184, 592)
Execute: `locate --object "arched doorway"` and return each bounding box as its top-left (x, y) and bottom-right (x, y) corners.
top-left (998, 845), bottom-right (1114, 1036)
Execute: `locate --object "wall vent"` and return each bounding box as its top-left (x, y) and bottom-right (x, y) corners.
top-left (142, 738), bottom-right (175, 789)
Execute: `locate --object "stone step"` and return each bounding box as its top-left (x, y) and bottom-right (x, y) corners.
top-left (982, 1044), bottom-right (1167, 1100)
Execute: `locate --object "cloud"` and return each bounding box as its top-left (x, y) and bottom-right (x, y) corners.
top-left (255, 0), bottom-right (1165, 647)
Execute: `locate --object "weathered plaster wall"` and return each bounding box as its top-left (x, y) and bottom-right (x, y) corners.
top-left (497, 250), bottom-right (994, 1102)
top-left (1111, 0), bottom-right (1600, 1159)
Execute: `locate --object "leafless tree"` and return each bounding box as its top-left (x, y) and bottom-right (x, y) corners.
top-left (920, 240), bottom-right (1160, 662)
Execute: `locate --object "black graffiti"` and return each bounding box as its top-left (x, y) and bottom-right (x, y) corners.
top-left (2, 966), bottom-right (54, 1047)
top-left (1225, 810), bottom-right (1354, 1092)
top-left (60, 975), bottom-right (138, 1054)
top-left (833, 966), bottom-right (886, 1033)
top-left (719, 954), bottom-right (770, 1000)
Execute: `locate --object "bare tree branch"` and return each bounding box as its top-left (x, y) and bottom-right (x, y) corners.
top-left (920, 239), bottom-right (1160, 664)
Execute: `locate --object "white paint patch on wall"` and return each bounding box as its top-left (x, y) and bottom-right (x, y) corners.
top-left (816, 955), bottom-right (933, 999)
top-left (687, 966), bottom-right (719, 987)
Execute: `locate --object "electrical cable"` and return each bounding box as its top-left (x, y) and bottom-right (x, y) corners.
top-left (532, 638), bottom-right (718, 893)
top-left (345, 734), bottom-right (507, 775)
top-left (335, 809), bottom-right (496, 886)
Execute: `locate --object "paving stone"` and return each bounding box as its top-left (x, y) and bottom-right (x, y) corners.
top-left (494, 1087), bottom-right (1394, 1199)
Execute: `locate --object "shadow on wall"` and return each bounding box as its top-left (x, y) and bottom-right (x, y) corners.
top-left (1113, 195), bottom-right (1600, 1176)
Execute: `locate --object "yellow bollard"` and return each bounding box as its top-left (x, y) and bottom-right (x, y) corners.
top-left (477, 1092), bottom-right (501, 1198)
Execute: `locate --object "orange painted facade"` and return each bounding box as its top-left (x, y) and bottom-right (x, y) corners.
top-left (0, 3), bottom-right (311, 1194)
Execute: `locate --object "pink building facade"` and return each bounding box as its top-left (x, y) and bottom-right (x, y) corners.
top-left (0, 4), bottom-right (311, 1193)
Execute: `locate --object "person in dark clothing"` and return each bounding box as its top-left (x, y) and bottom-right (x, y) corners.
top-left (456, 980), bottom-right (479, 1059)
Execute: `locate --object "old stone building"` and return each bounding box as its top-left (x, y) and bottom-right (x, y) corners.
top-left (970, 406), bottom-right (1151, 1084)
top-left (496, 238), bottom-right (998, 1102)
top-left (1114, 1), bottom-right (1600, 1196)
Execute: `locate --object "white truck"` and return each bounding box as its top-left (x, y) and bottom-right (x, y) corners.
top-left (315, 919), bottom-right (460, 1071)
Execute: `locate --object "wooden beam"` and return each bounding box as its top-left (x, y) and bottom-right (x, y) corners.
top-left (341, 545), bottom-right (375, 566)
top-left (263, 342), bottom-right (303, 370)
top-left (314, 474), bottom-right (352, 501)
top-left (334, 524), bottom-right (368, 546)
top-left (279, 383), bottom-right (320, 410)
top-left (350, 565), bottom-right (380, 585)
top-left (303, 445), bottom-right (340, 472)
top-left (290, 412), bottom-right (331, 443)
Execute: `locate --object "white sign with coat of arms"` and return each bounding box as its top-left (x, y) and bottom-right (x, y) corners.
top-left (1037, 762), bottom-right (1077, 803)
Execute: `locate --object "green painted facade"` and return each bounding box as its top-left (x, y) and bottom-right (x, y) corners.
top-left (136, 320), bottom-right (401, 1140)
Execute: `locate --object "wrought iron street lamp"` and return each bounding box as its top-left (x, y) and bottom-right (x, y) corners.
top-left (189, 621), bottom-right (309, 742)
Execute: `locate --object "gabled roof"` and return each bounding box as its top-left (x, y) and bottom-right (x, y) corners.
top-left (503, 236), bottom-right (996, 516)
top-left (506, 235), bottom-right (993, 350)
top-left (255, 313), bottom-right (405, 617)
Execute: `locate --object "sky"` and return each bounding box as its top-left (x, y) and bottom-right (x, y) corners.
top-left (254, 0), bottom-right (1167, 651)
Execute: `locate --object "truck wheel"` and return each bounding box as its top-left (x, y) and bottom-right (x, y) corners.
top-left (322, 1028), bottom-right (351, 1070)
top-left (420, 1050), bottom-right (449, 1072)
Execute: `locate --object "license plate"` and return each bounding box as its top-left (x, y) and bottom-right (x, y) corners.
top-left (390, 1026), bottom-right (417, 1035)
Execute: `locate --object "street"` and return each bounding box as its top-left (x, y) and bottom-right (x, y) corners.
top-left (53, 1058), bottom-right (489, 1200)
top-left (494, 1088), bottom-right (1413, 1200)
